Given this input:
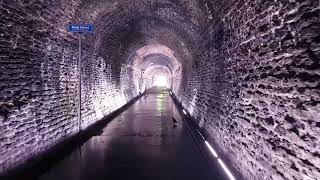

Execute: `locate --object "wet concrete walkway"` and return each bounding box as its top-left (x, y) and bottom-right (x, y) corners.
top-left (38, 92), bottom-right (227, 180)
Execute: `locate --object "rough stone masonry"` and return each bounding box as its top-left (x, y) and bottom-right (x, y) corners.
top-left (0, 0), bottom-right (319, 180)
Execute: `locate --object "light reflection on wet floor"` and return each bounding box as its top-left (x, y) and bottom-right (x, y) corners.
top-left (38, 92), bottom-right (226, 180)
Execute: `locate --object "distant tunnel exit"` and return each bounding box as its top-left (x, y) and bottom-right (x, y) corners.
top-left (153, 75), bottom-right (169, 88)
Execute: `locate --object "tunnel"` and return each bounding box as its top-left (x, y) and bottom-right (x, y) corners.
top-left (0, 0), bottom-right (319, 180)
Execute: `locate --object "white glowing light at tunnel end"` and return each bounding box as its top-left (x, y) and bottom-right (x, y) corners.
top-left (130, 43), bottom-right (182, 93)
top-left (153, 75), bottom-right (168, 87)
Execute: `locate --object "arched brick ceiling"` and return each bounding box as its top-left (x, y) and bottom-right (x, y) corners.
top-left (70, 0), bottom-right (213, 79)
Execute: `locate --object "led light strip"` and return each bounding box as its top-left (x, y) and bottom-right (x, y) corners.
top-left (197, 129), bottom-right (205, 140)
top-left (205, 141), bottom-right (218, 158)
top-left (218, 158), bottom-right (236, 180)
top-left (182, 109), bottom-right (187, 115)
top-left (181, 108), bottom-right (236, 180)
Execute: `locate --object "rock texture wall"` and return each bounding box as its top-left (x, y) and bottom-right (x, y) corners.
top-left (220, 1), bottom-right (320, 179)
top-left (0, 0), bottom-right (136, 174)
top-left (1, 0), bottom-right (319, 179)
top-left (178, 0), bottom-right (320, 179)
top-left (0, 0), bottom-right (79, 173)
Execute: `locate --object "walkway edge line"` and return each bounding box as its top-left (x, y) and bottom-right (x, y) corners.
top-left (169, 90), bottom-right (242, 180)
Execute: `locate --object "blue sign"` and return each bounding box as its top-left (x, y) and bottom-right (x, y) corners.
top-left (68, 24), bottom-right (93, 33)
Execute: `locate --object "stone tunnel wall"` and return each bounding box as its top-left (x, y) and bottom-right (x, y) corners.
top-left (0, 0), bottom-right (136, 174)
top-left (178, 0), bottom-right (320, 179)
top-left (0, 0), bottom-right (319, 179)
